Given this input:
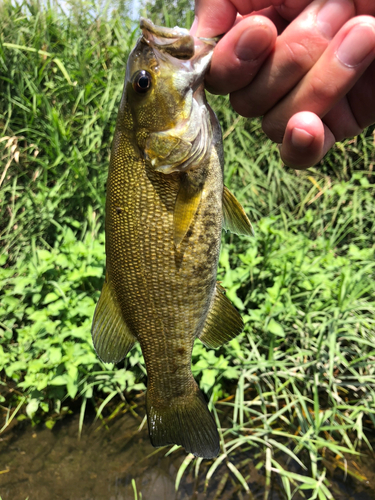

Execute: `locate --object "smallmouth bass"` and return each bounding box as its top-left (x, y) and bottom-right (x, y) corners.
top-left (92, 18), bottom-right (252, 459)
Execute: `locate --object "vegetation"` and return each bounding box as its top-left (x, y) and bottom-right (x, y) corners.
top-left (1, 1), bottom-right (375, 498)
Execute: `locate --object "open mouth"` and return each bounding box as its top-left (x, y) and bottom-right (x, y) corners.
top-left (140, 17), bottom-right (195, 60)
top-left (140, 17), bottom-right (218, 61)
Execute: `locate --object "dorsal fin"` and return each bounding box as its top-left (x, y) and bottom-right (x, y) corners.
top-left (223, 186), bottom-right (253, 236)
top-left (198, 285), bottom-right (244, 349)
top-left (91, 276), bottom-right (136, 363)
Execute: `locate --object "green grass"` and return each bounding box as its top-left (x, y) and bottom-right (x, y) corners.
top-left (1, 1), bottom-right (375, 498)
top-left (0, 0), bottom-right (138, 256)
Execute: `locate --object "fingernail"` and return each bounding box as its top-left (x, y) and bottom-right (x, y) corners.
top-left (190, 16), bottom-right (198, 36)
top-left (317, 0), bottom-right (353, 39)
top-left (235, 25), bottom-right (272, 61)
top-left (291, 128), bottom-right (315, 149)
top-left (336, 24), bottom-right (375, 67)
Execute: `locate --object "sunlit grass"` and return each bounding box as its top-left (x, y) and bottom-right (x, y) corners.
top-left (1, 1), bottom-right (375, 498)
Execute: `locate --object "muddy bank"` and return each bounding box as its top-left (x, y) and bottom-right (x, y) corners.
top-left (0, 408), bottom-right (374, 500)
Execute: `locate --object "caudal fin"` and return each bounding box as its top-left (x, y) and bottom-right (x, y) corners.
top-left (147, 388), bottom-right (220, 459)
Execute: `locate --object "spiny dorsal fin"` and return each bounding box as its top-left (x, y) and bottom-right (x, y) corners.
top-left (174, 178), bottom-right (202, 247)
top-left (92, 276), bottom-right (136, 363)
top-left (198, 285), bottom-right (244, 349)
top-left (223, 186), bottom-right (253, 236)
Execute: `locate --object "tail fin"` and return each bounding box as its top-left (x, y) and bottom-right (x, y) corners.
top-left (147, 387), bottom-right (220, 459)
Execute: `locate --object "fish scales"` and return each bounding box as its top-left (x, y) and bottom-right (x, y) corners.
top-left (108, 140), bottom-right (222, 392)
top-left (92, 18), bottom-right (253, 459)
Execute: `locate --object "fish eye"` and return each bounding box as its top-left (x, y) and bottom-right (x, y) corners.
top-left (132, 70), bottom-right (152, 94)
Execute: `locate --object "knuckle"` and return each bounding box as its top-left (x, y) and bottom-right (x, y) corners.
top-left (308, 74), bottom-right (340, 104)
top-left (282, 29), bottom-right (327, 74)
top-left (283, 38), bottom-right (316, 73)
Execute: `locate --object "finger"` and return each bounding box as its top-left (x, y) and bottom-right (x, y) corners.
top-left (347, 59), bottom-right (375, 129)
top-left (193, 0), bottom-right (312, 37)
top-left (205, 16), bottom-right (277, 95)
top-left (248, 7), bottom-right (289, 34)
top-left (262, 17), bottom-right (375, 142)
top-left (230, 0), bottom-right (356, 117)
top-left (322, 97), bottom-right (363, 141)
top-left (319, 59), bottom-right (375, 140)
top-left (279, 111), bottom-right (335, 168)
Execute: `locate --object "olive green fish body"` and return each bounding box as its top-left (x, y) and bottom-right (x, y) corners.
top-left (107, 130), bottom-right (222, 392)
top-left (92, 19), bottom-right (253, 459)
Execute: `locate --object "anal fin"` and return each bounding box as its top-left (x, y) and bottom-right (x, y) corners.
top-left (91, 275), bottom-right (136, 363)
top-left (198, 285), bottom-right (244, 349)
top-left (223, 186), bottom-right (253, 236)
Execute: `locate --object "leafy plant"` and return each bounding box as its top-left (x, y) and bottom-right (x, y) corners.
top-left (0, 222), bottom-right (146, 430)
top-left (1, 1), bottom-right (375, 498)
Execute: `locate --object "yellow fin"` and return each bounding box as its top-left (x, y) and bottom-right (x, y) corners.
top-left (91, 276), bottom-right (136, 363)
top-left (198, 285), bottom-right (244, 349)
top-left (174, 179), bottom-right (202, 247)
top-left (223, 186), bottom-right (253, 236)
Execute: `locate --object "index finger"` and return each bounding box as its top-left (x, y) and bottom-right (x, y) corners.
top-left (193, 0), bottom-right (313, 37)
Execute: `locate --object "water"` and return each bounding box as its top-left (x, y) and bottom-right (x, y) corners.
top-left (1, 408), bottom-right (375, 500)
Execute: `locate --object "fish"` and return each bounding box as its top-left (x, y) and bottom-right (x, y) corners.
top-left (91, 18), bottom-right (253, 459)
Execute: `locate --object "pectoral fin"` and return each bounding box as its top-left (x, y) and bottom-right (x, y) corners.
top-left (174, 179), bottom-right (202, 247)
top-left (198, 285), bottom-right (244, 349)
top-left (91, 276), bottom-right (136, 363)
top-left (223, 186), bottom-right (253, 236)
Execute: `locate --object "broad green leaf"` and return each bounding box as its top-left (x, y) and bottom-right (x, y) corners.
top-left (267, 319), bottom-right (285, 337)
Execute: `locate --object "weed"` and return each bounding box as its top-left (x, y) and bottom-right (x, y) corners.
top-left (1, 1), bottom-right (375, 498)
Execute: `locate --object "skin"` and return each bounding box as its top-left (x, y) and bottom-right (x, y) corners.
top-left (192, 0), bottom-right (375, 169)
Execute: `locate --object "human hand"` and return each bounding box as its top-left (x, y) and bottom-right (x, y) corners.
top-left (192, 0), bottom-right (375, 169)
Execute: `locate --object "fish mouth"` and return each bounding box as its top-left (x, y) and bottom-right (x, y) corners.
top-left (140, 17), bottom-right (217, 62)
